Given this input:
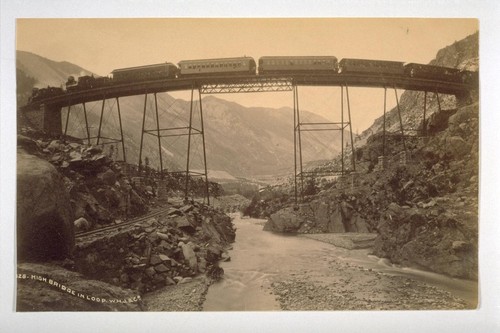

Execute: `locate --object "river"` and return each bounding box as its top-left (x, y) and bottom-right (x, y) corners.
top-left (203, 214), bottom-right (477, 311)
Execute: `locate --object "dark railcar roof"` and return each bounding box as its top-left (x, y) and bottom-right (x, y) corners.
top-left (404, 63), bottom-right (461, 72)
top-left (340, 58), bottom-right (404, 65)
top-left (112, 62), bottom-right (177, 73)
top-left (179, 57), bottom-right (255, 64)
top-left (260, 56), bottom-right (338, 62)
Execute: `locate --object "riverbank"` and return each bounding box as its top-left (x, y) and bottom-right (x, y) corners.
top-left (269, 256), bottom-right (470, 311)
top-left (140, 215), bottom-right (476, 311)
top-left (202, 215), bottom-right (476, 311)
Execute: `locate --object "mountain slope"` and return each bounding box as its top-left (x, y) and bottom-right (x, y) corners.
top-left (17, 51), bottom-right (93, 88)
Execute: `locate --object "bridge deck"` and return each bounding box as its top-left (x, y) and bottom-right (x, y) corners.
top-left (24, 73), bottom-right (475, 110)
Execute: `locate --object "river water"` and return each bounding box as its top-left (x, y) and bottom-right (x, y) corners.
top-left (203, 214), bottom-right (477, 311)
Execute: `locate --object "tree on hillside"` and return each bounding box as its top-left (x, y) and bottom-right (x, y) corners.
top-left (303, 177), bottom-right (319, 196)
top-left (16, 68), bottom-right (37, 106)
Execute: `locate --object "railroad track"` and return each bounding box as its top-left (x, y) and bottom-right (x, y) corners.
top-left (75, 206), bottom-right (172, 239)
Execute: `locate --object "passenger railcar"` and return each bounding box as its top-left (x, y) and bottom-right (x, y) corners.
top-left (339, 58), bottom-right (405, 75)
top-left (404, 63), bottom-right (462, 82)
top-left (178, 57), bottom-right (256, 76)
top-left (258, 56), bottom-right (338, 74)
top-left (112, 62), bottom-right (178, 82)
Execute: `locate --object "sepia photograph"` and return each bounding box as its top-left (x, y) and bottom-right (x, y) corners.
top-left (15, 16), bottom-right (480, 311)
top-left (1, 1), bottom-right (500, 332)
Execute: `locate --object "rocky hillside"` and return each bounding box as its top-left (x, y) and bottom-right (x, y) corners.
top-left (17, 51), bottom-right (345, 177)
top-left (359, 32), bottom-right (479, 141)
top-left (17, 123), bottom-right (237, 310)
top-left (257, 32), bottom-right (479, 280)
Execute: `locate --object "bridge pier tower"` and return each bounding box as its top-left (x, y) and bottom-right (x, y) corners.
top-left (293, 84), bottom-right (356, 204)
top-left (62, 97), bottom-right (127, 162)
top-left (22, 103), bottom-right (63, 135)
top-left (138, 88), bottom-right (210, 205)
top-left (42, 104), bottom-right (63, 135)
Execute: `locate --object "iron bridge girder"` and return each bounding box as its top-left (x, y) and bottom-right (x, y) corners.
top-left (200, 77), bottom-right (293, 94)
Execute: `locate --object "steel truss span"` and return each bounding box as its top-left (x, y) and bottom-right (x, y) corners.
top-left (200, 77), bottom-right (293, 94)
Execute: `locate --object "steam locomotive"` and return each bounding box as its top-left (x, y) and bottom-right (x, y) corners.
top-left (28, 56), bottom-right (477, 103)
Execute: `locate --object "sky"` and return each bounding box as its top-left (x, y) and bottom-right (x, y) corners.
top-left (16, 18), bottom-right (478, 132)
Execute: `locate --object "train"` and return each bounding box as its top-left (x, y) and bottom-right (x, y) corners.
top-left (27, 56), bottom-right (477, 103)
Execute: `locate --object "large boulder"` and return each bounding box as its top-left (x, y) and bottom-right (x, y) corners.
top-left (97, 168), bottom-right (117, 186)
top-left (264, 207), bottom-right (304, 233)
top-left (17, 149), bottom-right (75, 260)
top-left (444, 136), bottom-right (470, 158)
top-left (179, 242), bottom-right (198, 271)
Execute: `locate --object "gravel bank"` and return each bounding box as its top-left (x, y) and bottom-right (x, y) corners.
top-left (143, 276), bottom-right (211, 311)
top-left (268, 256), bottom-right (469, 311)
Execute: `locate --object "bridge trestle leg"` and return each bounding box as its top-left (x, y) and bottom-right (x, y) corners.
top-left (138, 93), bottom-right (148, 170)
top-left (153, 93), bottom-right (163, 177)
top-left (435, 92), bottom-right (442, 112)
top-left (394, 88), bottom-right (407, 156)
top-left (116, 98), bottom-right (127, 162)
top-left (294, 85), bottom-right (304, 200)
top-left (82, 102), bottom-right (91, 145)
top-left (341, 86), bottom-right (344, 175)
top-left (64, 104), bottom-right (71, 137)
top-left (345, 86), bottom-right (356, 172)
top-left (96, 98), bottom-right (106, 145)
top-left (185, 88), bottom-right (195, 200)
top-left (382, 88), bottom-right (387, 169)
top-left (293, 85), bottom-right (298, 206)
top-left (198, 89), bottom-right (210, 205)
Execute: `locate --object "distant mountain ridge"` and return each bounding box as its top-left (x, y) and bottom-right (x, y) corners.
top-left (16, 51), bottom-right (344, 177)
top-left (17, 51), bottom-right (93, 88)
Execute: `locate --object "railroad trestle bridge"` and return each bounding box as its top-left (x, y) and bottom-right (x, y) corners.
top-left (22, 73), bottom-right (476, 204)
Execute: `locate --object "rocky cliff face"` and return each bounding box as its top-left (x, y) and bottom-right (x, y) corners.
top-left (359, 32), bottom-right (478, 141)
